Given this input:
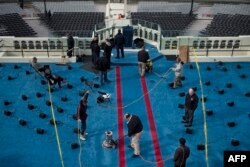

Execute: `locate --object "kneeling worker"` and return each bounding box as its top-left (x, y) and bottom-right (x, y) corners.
top-left (44, 67), bottom-right (66, 88)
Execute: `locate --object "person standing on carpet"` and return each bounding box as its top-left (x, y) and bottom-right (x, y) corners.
top-left (91, 36), bottom-right (100, 66)
top-left (174, 137), bottom-right (190, 167)
top-left (76, 90), bottom-right (89, 141)
top-left (137, 46), bottom-right (149, 77)
top-left (114, 29), bottom-right (125, 58)
top-left (97, 54), bottom-right (110, 85)
top-left (171, 57), bottom-right (184, 88)
top-left (67, 34), bottom-right (74, 57)
top-left (103, 38), bottom-right (112, 69)
top-left (182, 88), bottom-right (198, 127)
top-left (124, 113), bottom-right (143, 157)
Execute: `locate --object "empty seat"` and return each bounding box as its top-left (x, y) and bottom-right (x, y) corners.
top-left (38, 12), bottom-right (104, 37)
top-left (0, 13), bottom-right (37, 37)
top-left (200, 14), bottom-right (250, 37)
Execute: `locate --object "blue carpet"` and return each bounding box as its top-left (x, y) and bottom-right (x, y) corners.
top-left (0, 46), bottom-right (249, 167)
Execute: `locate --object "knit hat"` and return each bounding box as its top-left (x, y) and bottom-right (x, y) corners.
top-left (124, 113), bottom-right (131, 119)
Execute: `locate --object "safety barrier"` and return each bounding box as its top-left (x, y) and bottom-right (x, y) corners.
top-left (0, 36), bottom-right (93, 62)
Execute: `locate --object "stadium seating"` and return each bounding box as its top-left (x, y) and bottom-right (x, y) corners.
top-left (0, 13), bottom-right (37, 37)
top-left (131, 12), bottom-right (196, 37)
top-left (200, 14), bottom-right (250, 36)
top-left (212, 4), bottom-right (250, 15)
top-left (137, 1), bottom-right (199, 13)
top-left (0, 3), bottom-right (24, 15)
top-left (38, 12), bottom-right (104, 37)
top-left (33, 1), bottom-right (96, 13)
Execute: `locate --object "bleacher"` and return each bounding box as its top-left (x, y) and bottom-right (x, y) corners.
top-left (200, 14), bottom-right (250, 36)
top-left (131, 12), bottom-right (196, 37)
top-left (0, 13), bottom-right (37, 37)
top-left (0, 3), bottom-right (24, 15)
top-left (38, 12), bottom-right (105, 37)
top-left (33, 1), bottom-right (96, 13)
top-left (137, 1), bottom-right (199, 13)
top-left (212, 4), bottom-right (250, 15)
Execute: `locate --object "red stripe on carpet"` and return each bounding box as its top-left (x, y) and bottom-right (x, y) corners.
top-left (115, 66), bottom-right (126, 167)
top-left (141, 77), bottom-right (164, 167)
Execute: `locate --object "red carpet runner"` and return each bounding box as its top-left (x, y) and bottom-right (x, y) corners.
top-left (141, 77), bottom-right (164, 167)
top-left (115, 66), bottom-right (126, 167)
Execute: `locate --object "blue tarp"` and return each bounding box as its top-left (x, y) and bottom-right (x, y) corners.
top-left (0, 45), bottom-right (249, 167)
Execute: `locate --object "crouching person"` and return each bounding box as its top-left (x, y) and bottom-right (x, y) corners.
top-left (44, 67), bottom-right (66, 88)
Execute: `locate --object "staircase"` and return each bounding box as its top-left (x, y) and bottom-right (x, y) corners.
top-left (183, 5), bottom-right (213, 36)
top-left (184, 19), bottom-right (212, 36)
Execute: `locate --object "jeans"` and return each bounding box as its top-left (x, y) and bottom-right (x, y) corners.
top-left (116, 46), bottom-right (124, 58)
top-left (100, 71), bottom-right (108, 85)
top-left (106, 55), bottom-right (111, 69)
top-left (92, 53), bottom-right (100, 65)
top-left (184, 109), bottom-right (194, 126)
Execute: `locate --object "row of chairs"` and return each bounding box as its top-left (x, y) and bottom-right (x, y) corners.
top-left (53, 31), bottom-right (93, 37)
top-left (39, 12), bottom-right (104, 37)
top-left (201, 14), bottom-right (250, 37)
top-left (0, 13), bottom-right (37, 37)
top-left (137, 1), bottom-right (199, 13)
top-left (0, 3), bottom-right (24, 15)
top-left (13, 40), bottom-right (63, 50)
top-left (212, 4), bottom-right (250, 15)
top-left (131, 12), bottom-right (196, 37)
top-left (137, 2), bottom-right (250, 15)
top-left (33, 1), bottom-right (96, 13)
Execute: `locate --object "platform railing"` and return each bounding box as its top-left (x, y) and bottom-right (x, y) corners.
top-left (0, 37), bottom-right (93, 58)
top-left (94, 18), bottom-right (162, 49)
top-left (1, 31), bottom-right (250, 62)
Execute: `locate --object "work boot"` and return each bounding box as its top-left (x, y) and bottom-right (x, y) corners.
top-left (132, 154), bottom-right (140, 158)
top-left (80, 134), bottom-right (86, 141)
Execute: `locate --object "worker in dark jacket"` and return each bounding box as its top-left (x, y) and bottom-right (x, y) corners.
top-left (103, 39), bottom-right (112, 69)
top-left (182, 88), bottom-right (199, 127)
top-left (90, 37), bottom-right (100, 66)
top-left (97, 54), bottom-right (110, 85)
top-left (174, 138), bottom-right (190, 167)
top-left (114, 29), bottom-right (125, 58)
top-left (76, 92), bottom-right (89, 141)
top-left (67, 34), bottom-right (74, 57)
top-left (124, 113), bottom-right (143, 157)
top-left (137, 46), bottom-right (149, 77)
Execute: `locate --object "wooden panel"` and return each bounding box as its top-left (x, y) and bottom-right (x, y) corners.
top-left (179, 45), bottom-right (189, 63)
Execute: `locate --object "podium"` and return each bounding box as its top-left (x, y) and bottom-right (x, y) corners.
top-left (122, 26), bottom-right (133, 47)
